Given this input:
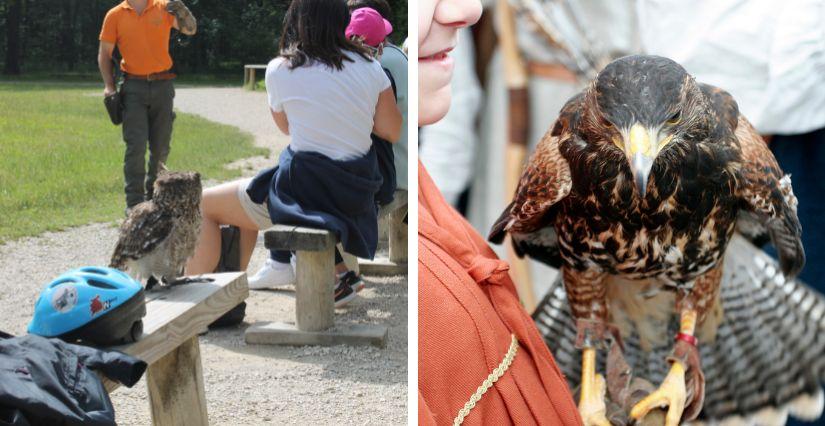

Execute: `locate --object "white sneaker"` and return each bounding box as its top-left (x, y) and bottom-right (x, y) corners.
top-left (248, 259), bottom-right (295, 290)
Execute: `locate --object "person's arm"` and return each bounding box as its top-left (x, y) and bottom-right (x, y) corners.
top-left (167, 0), bottom-right (197, 35)
top-left (264, 59), bottom-right (288, 134)
top-left (271, 110), bottom-right (289, 135)
top-left (373, 88), bottom-right (402, 143)
top-left (98, 41), bottom-right (116, 97)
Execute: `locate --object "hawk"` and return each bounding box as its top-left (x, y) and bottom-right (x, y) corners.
top-left (490, 55), bottom-right (814, 425)
top-left (110, 169), bottom-right (204, 290)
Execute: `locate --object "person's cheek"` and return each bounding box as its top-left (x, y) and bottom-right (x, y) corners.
top-left (419, 0), bottom-right (436, 45)
top-left (419, 79), bottom-right (452, 126)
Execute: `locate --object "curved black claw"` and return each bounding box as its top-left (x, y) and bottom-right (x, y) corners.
top-left (145, 276), bottom-right (160, 291)
top-left (169, 276), bottom-right (215, 286)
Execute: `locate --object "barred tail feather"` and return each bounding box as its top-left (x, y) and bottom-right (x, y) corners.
top-left (533, 234), bottom-right (825, 423)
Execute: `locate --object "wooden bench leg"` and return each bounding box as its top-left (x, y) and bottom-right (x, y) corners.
top-left (388, 204), bottom-right (408, 264)
top-left (146, 336), bottom-right (209, 426)
top-left (246, 225), bottom-right (387, 346)
top-left (295, 245), bottom-right (335, 331)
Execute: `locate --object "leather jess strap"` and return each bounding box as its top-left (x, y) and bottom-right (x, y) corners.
top-left (527, 62), bottom-right (578, 83)
top-left (124, 71), bottom-right (176, 81)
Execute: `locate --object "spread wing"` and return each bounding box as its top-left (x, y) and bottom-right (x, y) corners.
top-left (109, 203), bottom-right (175, 269)
top-left (701, 83), bottom-right (806, 277)
top-left (488, 95), bottom-right (578, 266)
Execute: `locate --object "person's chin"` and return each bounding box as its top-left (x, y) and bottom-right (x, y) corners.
top-left (419, 86), bottom-right (452, 126)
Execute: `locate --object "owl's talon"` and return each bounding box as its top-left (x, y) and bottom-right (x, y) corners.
top-left (630, 361), bottom-right (687, 426)
top-left (145, 276), bottom-right (160, 291)
top-left (170, 275), bottom-right (214, 286)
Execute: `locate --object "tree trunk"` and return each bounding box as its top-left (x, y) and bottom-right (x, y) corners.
top-left (59, 0), bottom-right (79, 71)
top-left (4, 0), bottom-right (22, 75)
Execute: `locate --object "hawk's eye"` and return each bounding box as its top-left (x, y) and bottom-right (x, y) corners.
top-left (666, 111), bottom-right (681, 125)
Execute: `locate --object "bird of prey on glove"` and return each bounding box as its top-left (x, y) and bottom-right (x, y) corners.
top-left (490, 55), bottom-right (819, 425)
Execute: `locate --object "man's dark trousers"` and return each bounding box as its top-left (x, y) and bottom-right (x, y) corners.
top-left (121, 78), bottom-right (175, 208)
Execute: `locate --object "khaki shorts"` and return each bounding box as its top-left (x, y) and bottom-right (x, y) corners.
top-left (237, 178), bottom-right (274, 230)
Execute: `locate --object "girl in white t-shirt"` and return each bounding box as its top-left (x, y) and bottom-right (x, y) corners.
top-left (185, 0), bottom-right (401, 308)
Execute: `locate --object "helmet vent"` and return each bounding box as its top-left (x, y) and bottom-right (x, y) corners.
top-left (87, 279), bottom-right (117, 290)
top-left (48, 278), bottom-right (74, 288)
top-left (80, 267), bottom-right (108, 275)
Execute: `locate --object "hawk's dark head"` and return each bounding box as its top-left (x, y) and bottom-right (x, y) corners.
top-left (581, 55), bottom-right (714, 196)
top-left (154, 168), bottom-right (202, 213)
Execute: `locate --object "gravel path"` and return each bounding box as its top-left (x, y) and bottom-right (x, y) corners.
top-left (0, 87), bottom-right (408, 425)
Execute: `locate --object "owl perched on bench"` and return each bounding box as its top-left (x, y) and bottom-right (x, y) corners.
top-left (110, 169), bottom-right (204, 290)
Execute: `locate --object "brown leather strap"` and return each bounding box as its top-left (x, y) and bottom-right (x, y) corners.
top-left (124, 71), bottom-right (176, 81)
top-left (507, 88), bottom-right (529, 147)
top-left (527, 62), bottom-right (578, 83)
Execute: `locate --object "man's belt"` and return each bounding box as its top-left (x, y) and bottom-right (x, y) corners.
top-left (124, 71), bottom-right (177, 81)
top-left (527, 62), bottom-right (578, 83)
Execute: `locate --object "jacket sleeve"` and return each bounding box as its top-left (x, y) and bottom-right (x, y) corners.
top-left (245, 166), bottom-right (278, 204)
top-left (71, 343), bottom-right (147, 388)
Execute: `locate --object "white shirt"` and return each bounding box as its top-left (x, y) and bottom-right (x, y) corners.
top-left (266, 52), bottom-right (391, 160)
top-left (638, 0), bottom-right (825, 134)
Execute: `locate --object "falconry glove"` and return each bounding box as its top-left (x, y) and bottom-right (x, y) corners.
top-left (104, 91), bottom-right (123, 126)
top-left (166, 0), bottom-right (196, 34)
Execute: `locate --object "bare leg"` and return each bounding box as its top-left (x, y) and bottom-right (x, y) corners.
top-left (186, 181), bottom-right (261, 275)
top-left (335, 263), bottom-right (348, 275)
top-left (239, 227), bottom-right (258, 271)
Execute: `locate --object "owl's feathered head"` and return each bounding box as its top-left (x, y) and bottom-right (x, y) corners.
top-left (153, 167), bottom-right (202, 212)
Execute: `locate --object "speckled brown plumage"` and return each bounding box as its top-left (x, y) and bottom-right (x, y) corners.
top-left (489, 55), bottom-right (813, 421)
top-left (110, 170), bottom-right (202, 287)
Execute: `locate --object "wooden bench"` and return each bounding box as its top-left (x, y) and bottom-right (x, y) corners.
top-left (104, 272), bottom-right (248, 426)
top-left (243, 64), bottom-right (267, 89)
top-left (360, 189), bottom-right (408, 275)
top-left (244, 225), bottom-right (389, 347)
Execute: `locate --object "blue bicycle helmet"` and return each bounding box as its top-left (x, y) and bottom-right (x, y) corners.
top-left (28, 267), bottom-right (146, 346)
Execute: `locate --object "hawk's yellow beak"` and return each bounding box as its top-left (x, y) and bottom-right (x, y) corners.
top-left (625, 123), bottom-right (666, 196)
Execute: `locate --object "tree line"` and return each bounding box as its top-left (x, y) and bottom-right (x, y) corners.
top-left (1, 0), bottom-right (408, 76)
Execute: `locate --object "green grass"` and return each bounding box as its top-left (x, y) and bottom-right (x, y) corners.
top-left (0, 82), bottom-right (267, 243)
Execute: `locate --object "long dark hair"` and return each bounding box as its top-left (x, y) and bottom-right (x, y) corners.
top-left (279, 0), bottom-right (372, 70)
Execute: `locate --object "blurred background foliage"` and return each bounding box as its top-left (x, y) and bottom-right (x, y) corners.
top-left (0, 0), bottom-right (408, 77)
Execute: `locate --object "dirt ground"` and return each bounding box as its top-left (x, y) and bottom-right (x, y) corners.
top-left (0, 87), bottom-right (408, 424)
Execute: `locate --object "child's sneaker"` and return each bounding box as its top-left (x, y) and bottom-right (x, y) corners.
top-left (248, 259), bottom-right (295, 290)
top-left (339, 271), bottom-right (365, 293)
top-left (334, 278), bottom-right (358, 307)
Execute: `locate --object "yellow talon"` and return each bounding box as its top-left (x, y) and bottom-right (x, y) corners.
top-left (578, 348), bottom-right (610, 426)
top-left (630, 361), bottom-right (687, 426)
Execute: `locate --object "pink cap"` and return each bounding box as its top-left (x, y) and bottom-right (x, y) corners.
top-left (346, 7), bottom-right (393, 47)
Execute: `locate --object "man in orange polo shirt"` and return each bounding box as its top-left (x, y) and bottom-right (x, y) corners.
top-left (98, 0), bottom-right (196, 209)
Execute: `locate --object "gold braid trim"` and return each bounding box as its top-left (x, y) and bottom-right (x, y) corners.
top-left (453, 335), bottom-right (519, 425)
